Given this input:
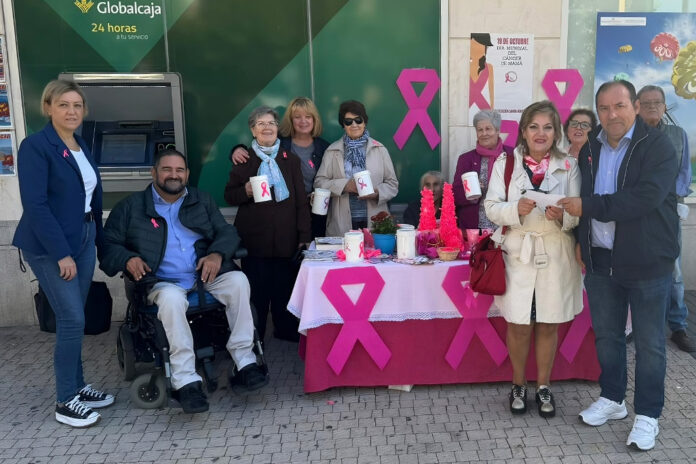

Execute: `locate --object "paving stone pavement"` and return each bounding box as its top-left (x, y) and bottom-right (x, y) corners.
top-left (1, 321), bottom-right (695, 464)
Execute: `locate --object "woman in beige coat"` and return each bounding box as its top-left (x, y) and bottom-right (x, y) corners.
top-left (314, 100), bottom-right (399, 235)
top-left (484, 100), bottom-right (582, 418)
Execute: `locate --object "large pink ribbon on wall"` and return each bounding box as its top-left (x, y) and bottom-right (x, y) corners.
top-left (559, 291), bottom-right (592, 363)
top-left (321, 267), bottom-right (391, 375)
top-left (441, 265), bottom-right (508, 368)
top-left (393, 68), bottom-right (441, 150)
top-left (541, 69), bottom-right (584, 123)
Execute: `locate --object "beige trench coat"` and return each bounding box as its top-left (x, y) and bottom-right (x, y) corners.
top-left (484, 148), bottom-right (583, 324)
top-left (314, 137), bottom-right (399, 236)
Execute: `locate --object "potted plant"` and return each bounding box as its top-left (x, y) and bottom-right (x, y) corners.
top-left (370, 211), bottom-right (398, 254)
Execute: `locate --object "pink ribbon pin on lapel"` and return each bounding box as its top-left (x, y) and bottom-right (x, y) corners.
top-left (62, 149), bottom-right (69, 158)
top-left (151, 218), bottom-right (159, 228)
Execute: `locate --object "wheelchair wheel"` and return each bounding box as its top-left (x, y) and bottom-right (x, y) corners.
top-left (117, 325), bottom-right (137, 381)
top-left (130, 374), bottom-right (167, 409)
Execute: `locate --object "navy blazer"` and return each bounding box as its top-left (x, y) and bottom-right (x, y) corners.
top-left (13, 123), bottom-right (104, 261)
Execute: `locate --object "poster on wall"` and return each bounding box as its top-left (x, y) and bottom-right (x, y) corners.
top-left (595, 12), bottom-right (696, 182)
top-left (0, 36), bottom-right (6, 82)
top-left (469, 33), bottom-right (534, 144)
top-left (0, 131), bottom-right (16, 176)
top-left (0, 83), bottom-right (12, 128)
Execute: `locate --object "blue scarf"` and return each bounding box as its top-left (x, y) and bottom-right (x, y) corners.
top-left (343, 130), bottom-right (370, 175)
top-left (252, 139), bottom-right (289, 202)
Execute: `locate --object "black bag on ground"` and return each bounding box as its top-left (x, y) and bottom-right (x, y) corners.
top-left (34, 281), bottom-right (113, 335)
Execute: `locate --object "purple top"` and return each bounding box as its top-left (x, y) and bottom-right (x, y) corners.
top-left (452, 145), bottom-right (514, 230)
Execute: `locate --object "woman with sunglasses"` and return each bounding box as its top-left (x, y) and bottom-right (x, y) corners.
top-left (563, 108), bottom-right (597, 159)
top-left (314, 100), bottom-right (399, 235)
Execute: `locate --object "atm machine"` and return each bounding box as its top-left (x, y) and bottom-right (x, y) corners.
top-left (59, 72), bottom-right (186, 205)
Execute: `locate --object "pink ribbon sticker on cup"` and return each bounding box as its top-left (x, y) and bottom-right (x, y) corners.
top-left (260, 181), bottom-right (270, 198)
top-left (393, 68), bottom-right (441, 150)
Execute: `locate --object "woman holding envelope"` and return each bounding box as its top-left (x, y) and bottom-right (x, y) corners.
top-left (314, 100), bottom-right (399, 235)
top-left (484, 100), bottom-right (582, 419)
top-left (224, 105), bottom-right (311, 342)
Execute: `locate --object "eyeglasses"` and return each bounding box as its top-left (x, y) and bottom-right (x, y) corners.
top-left (255, 120), bottom-right (278, 128)
top-left (343, 117), bottom-right (364, 126)
top-left (639, 100), bottom-right (664, 108)
top-left (568, 120), bottom-right (592, 130)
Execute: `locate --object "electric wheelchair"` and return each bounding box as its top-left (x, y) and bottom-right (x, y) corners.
top-left (116, 256), bottom-right (266, 410)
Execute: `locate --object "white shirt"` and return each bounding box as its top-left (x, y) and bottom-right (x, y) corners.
top-left (70, 148), bottom-right (97, 213)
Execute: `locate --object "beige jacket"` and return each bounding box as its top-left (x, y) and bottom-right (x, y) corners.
top-left (484, 148), bottom-right (583, 324)
top-left (314, 137), bottom-right (399, 236)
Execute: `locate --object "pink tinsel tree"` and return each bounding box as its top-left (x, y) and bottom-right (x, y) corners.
top-left (418, 187), bottom-right (437, 231)
top-left (439, 182), bottom-right (463, 249)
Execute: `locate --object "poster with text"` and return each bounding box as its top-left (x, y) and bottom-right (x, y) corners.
top-left (0, 83), bottom-right (11, 128)
top-left (0, 36), bottom-right (5, 82)
top-left (469, 33), bottom-right (534, 125)
top-left (595, 12), bottom-right (696, 182)
top-left (0, 132), bottom-right (16, 176)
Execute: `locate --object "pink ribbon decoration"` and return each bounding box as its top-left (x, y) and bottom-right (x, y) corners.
top-left (469, 66), bottom-right (492, 111)
top-left (500, 120), bottom-right (519, 148)
top-left (441, 265), bottom-right (508, 368)
top-left (559, 291), bottom-right (592, 363)
top-left (359, 242), bottom-right (365, 258)
top-left (308, 160), bottom-right (315, 169)
top-left (541, 69), bottom-right (584, 123)
top-left (565, 159), bottom-right (571, 170)
top-left (324, 197), bottom-right (329, 209)
top-left (62, 149), bottom-right (69, 158)
top-left (357, 177), bottom-right (368, 190)
top-left (150, 218), bottom-right (159, 229)
top-left (463, 179), bottom-right (471, 194)
top-left (393, 68), bottom-right (441, 150)
top-left (260, 181), bottom-right (270, 197)
top-left (321, 267), bottom-right (391, 374)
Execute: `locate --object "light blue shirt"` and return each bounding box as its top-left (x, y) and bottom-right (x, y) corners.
top-left (591, 123), bottom-right (636, 249)
top-left (152, 186), bottom-right (202, 289)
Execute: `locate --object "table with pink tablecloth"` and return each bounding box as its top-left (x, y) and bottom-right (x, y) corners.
top-left (288, 260), bottom-right (600, 393)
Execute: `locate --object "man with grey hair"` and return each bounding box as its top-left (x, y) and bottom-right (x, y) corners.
top-left (637, 84), bottom-right (695, 353)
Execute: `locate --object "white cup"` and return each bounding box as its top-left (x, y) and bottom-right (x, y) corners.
top-left (353, 170), bottom-right (374, 196)
top-left (343, 231), bottom-right (364, 262)
top-left (312, 188), bottom-right (331, 215)
top-left (250, 175), bottom-right (272, 203)
top-left (396, 228), bottom-right (416, 259)
top-left (398, 224), bottom-right (415, 231)
top-left (461, 171), bottom-right (482, 200)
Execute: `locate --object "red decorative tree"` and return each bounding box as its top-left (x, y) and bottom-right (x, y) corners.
top-left (439, 182), bottom-right (463, 249)
top-left (418, 187), bottom-right (437, 231)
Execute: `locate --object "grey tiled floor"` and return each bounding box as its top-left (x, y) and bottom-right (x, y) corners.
top-left (1, 317), bottom-right (695, 464)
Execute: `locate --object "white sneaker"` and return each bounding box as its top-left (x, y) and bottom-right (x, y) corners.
top-left (627, 415), bottom-right (659, 451)
top-left (579, 397), bottom-right (628, 426)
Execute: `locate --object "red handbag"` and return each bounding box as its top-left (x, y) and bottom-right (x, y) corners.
top-left (469, 153), bottom-right (514, 295)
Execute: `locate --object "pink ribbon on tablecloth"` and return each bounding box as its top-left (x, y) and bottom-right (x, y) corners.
top-left (393, 68), bottom-right (441, 150)
top-left (441, 265), bottom-right (508, 368)
top-left (559, 291), bottom-right (592, 363)
top-left (321, 267), bottom-right (391, 375)
top-left (260, 181), bottom-right (270, 197)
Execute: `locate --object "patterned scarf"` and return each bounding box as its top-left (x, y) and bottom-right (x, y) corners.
top-left (476, 137), bottom-right (504, 178)
top-left (343, 129), bottom-right (370, 174)
top-left (523, 153), bottom-right (550, 187)
top-left (252, 139), bottom-right (289, 202)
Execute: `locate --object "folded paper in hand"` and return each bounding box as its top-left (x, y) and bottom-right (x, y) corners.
top-left (523, 190), bottom-right (565, 213)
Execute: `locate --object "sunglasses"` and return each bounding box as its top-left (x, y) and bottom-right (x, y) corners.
top-left (568, 120), bottom-right (592, 130)
top-left (343, 117), bottom-right (364, 126)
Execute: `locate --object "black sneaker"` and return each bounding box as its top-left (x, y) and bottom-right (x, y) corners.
top-left (171, 381), bottom-right (209, 414)
top-left (535, 385), bottom-right (556, 418)
top-left (509, 384), bottom-right (527, 414)
top-left (232, 363), bottom-right (269, 391)
top-left (55, 395), bottom-right (100, 428)
top-left (78, 384), bottom-right (115, 408)
top-left (671, 330), bottom-right (696, 353)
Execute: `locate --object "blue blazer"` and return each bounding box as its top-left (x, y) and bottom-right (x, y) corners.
top-left (13, 123), bottom-right (104, 261)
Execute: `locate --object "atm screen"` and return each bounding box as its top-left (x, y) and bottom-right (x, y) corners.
top-left (100, 134), bottom-right (148, 165)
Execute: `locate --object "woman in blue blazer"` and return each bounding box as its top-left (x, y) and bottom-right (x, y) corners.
top-left (13, 80), bottom-right (114, 427)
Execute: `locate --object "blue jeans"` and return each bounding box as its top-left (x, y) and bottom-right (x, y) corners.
top-left (668, 227), bottom-right (688, 332)
top-left (23, 222), bottom-right (96, 403)
top-left (584, 272), bottom-right (670, 418)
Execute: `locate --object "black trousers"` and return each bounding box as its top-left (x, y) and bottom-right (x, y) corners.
top-left (241, 256), bottom-right (299, 341)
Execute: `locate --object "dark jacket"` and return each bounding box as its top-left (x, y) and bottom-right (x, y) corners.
top-left (99, 185), bottom-right (242, 277)
top-left (577, 116), bottom-right (679, 281)
top-left (224, 144), bottom-right (311, 258)
top-left (13, 123), bottom-right (104, 261)
top-left (280, 136), bottom-right (330, 175)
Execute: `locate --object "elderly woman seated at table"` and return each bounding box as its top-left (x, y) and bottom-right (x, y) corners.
top-left (402, 171), bottom-right (443, 227)
top-left (224, 105), bottom-right (311, 342)
top-left (314, 100), bottom-right (399, 235)
top-left (453, 109), bottom-right (513, 231)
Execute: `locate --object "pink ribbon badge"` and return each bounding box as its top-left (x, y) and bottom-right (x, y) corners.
top-left (541, 69), bottom-right (584, 123)
top-left (150, 218), bottom-right (159, 229)
top-left (357, 177), bottom-right (368, 190)
top-left (62, 149), bottom-right (69, 158)
top-left (565, 159), bottom-right (571, 170)
top-left (393, 68), bottom-right (441, 150)
top-left (260, 181), bottom-right (270, 197)
top-left (559, 291), bottom-right (592, 363)
top-left (442, 265), bottom-right (507, 368)
top-left (321, 267), bottom-right (391, 375)
top-left (308, 160), bottom-right (315, 169)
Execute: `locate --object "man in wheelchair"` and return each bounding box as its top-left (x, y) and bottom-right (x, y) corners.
top-left (100, 149), bottom-right (268, 413)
